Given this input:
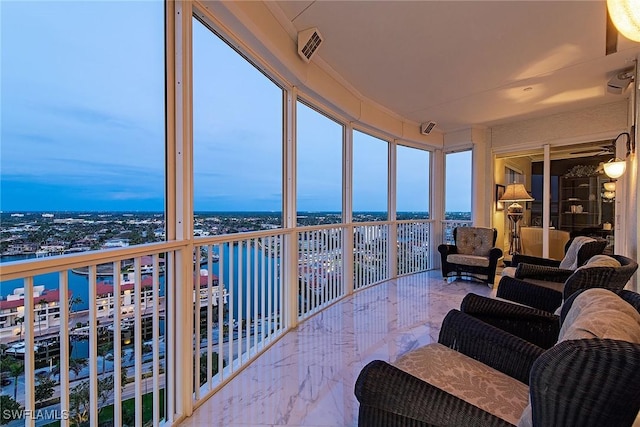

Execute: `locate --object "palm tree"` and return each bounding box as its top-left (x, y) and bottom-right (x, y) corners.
top-left (14, 317), bottom-right (24, 341)
top-left (37, 298), bottom-right (48, 335)
top-left (68, 296), bottom-right (83, 313)
top-left (69, 358), bottom-right (88, 378)
top-left (8, 360), bottom-right (23, 400)
top-left (53, 357), bottom-right (89, 380)
top-left (97, 344), bottom-right (111, 377)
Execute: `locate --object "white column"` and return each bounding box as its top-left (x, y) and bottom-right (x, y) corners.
top-left (431, 149), bottom-right (445, 269)
top-left (388, 141), bottom-right (398, 278)
top-left (343, 124), bottom-right (354, 294)
top-left (542, 144), bottom-right (551, 258)
top-left (283, 87), bottom-right (298, 328)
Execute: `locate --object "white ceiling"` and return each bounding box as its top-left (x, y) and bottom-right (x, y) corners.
top-left (271, 1), bottom-right (640, 134)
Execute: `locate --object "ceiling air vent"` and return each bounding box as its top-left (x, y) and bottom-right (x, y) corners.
top-left (420, 121), bottom-right (437, 135)
top-left (298, 27), bottom-right (323, 63)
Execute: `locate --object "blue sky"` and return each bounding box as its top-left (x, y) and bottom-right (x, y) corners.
top-left (1, 1), bottom-right (471, 213)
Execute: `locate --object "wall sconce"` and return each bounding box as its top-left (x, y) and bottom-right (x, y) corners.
top-left (602, 181), bottom-right (616, 202)
top-left (603, 130), bottom-right (636, 179)
top-left (607, 0), bottom-right (640, 42)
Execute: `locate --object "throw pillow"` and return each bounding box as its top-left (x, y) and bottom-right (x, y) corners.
top-left (558, 236), bottom-right (595, 270)
top-left (575, 254), bottom-right (621, 271)
top-left (520, 288), bottom-right (640, 427)
top-left (558, 288), bottom-right (640, 343)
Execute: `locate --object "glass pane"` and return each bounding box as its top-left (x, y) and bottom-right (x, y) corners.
top-left (1, 2), bottom-right (165, 249)
top-left (445, 151), bottom-right (471, 221)
top-left (397, 146), bottom-right (430, 219)
top-left (192, 18), bottom-right (283, 232)
top-left (296, 102), bottom-right (343, 226)
top-left (353, 130), bottom-right (388, 221)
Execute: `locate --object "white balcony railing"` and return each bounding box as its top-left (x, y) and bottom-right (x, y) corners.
top-left (0, 220), bottom-right (433, 426)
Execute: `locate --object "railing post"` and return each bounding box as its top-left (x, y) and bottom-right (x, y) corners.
top-left (344, 224), bottom-right (355, 295)
top-left (389, 222), bottom-right (398, 279)
top-left (285, 230), bottom-right (299, 329)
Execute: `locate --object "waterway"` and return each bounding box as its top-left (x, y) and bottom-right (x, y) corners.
top-left (1, 243), bottom-right (281, 326)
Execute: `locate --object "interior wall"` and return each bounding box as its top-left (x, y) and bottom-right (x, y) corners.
top-left (488, 101), bottom-right (630, 257)
top-left (491, 101), bottom-right (629, 149)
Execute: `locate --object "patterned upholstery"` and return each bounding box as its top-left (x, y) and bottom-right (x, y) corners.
top-left (558, 288), bottom-right (640, 343)
top-left (455, 227), bottom-right (495, 256)
top-left (438, 227), bottom-right (502, 285)
top-left (356, 289), bottom-right (640, 427)
top-left (393, 343), bottom-right (528, 425)
top-left (447, 254), bottom-right (490, 267)
top-left (517, 288), bottom-right (640, 427)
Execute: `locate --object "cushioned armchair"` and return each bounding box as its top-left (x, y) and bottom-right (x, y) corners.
top-left (505, 236), bottom-right (607, 283)
top-left (497, 254), bottom-right (638, 312)
top-left (355, 289), bottom-right (640, 427)
top-left (438, 227), bottom-right (502, 285)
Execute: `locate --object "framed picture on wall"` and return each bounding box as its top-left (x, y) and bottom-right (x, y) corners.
top-left (496, 184), bottom-right (505, 211)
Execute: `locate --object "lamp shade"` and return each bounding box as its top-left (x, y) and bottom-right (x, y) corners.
top-left (603, 181), bottom-right (616, 191)
top-left (607, 0), bottom-right (640, 42)
top-left (603, 158), bottom-right (627, 179)
top-left (499, 183), bottom-right (534, 202)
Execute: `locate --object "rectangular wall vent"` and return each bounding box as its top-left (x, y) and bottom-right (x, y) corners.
top-left (298, 28), bottom-right (323, 63)
top-left (420, 121), bottom-right (437, 135)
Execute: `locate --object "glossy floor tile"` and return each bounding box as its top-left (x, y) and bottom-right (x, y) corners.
top-left (179, 271), bottom-right (496, 427)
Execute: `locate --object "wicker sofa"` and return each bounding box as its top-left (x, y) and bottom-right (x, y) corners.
top-left (438, 227), bottom-right (502, 285)
top-left (355, 288), bottom-right (640, 427)
top-left (504, 236), bottom-right (607, 283)
top-left (497, 254), bottom-right (638, 312)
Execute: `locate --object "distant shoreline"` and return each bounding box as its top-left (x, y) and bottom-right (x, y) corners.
top-left (1, 210), bottom-right (472, 215)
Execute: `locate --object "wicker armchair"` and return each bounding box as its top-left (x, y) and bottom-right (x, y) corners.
top-left (497, 254), bottom-right (638, 312)
top-left (461, 289), bottom-right (640, 350)
top-left (355, 289), bottom-right (640, 427)
top-left (506, 236), bottom-right (607, 283)
top-left (438, 227), bottom-right (502, 285)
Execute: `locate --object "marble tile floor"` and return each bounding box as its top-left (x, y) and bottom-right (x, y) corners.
top-left (179, 271), bottom-right (496, 427)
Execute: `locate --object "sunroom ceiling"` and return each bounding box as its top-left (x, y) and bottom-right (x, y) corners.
top-left (271, 1), bottom-right (640, 134)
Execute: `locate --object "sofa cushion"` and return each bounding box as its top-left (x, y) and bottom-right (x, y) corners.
top-left (519, 288), bottom-right (640, 427)
top-left (393, 343), bottom-right (528, 425)
top-left (501, 266), bottom-right (516, 277)
top-left (558, 288), bottom-right (640, 343)
top-left (558, 236), bottom-right (595, 270)
top-left (447, 253), bottom-right (490, 267)
top-left (575, 254), bottom-right (621, 271)
top-left (455, 227), bottom-right (494, 257)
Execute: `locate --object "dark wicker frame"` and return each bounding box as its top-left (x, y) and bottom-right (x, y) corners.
top-left (355, 290), bottom-right (640, 427)
top-left (510, 238), bottom-right (608, 283)
top-left (438, 227), bottom-right (502, 285)
top-left (496, 254), bottom-right (638, 312)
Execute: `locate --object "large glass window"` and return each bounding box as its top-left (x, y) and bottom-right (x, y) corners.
top-left (445, 151), bottom-right (472, 220)
top-left (296, 101), bottom-right (343, 226)
top-left (397, 145), bottom-right (430, 219)
top-left (192, 19), bottom-right (283, 233)
top-left (1, 1), bottom-right (165, 249)
top-left (353, 131), bottom-right (388, 222)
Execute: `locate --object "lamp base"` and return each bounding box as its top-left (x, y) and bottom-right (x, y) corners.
top-left (507, 210), bottom-right (523, 255)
